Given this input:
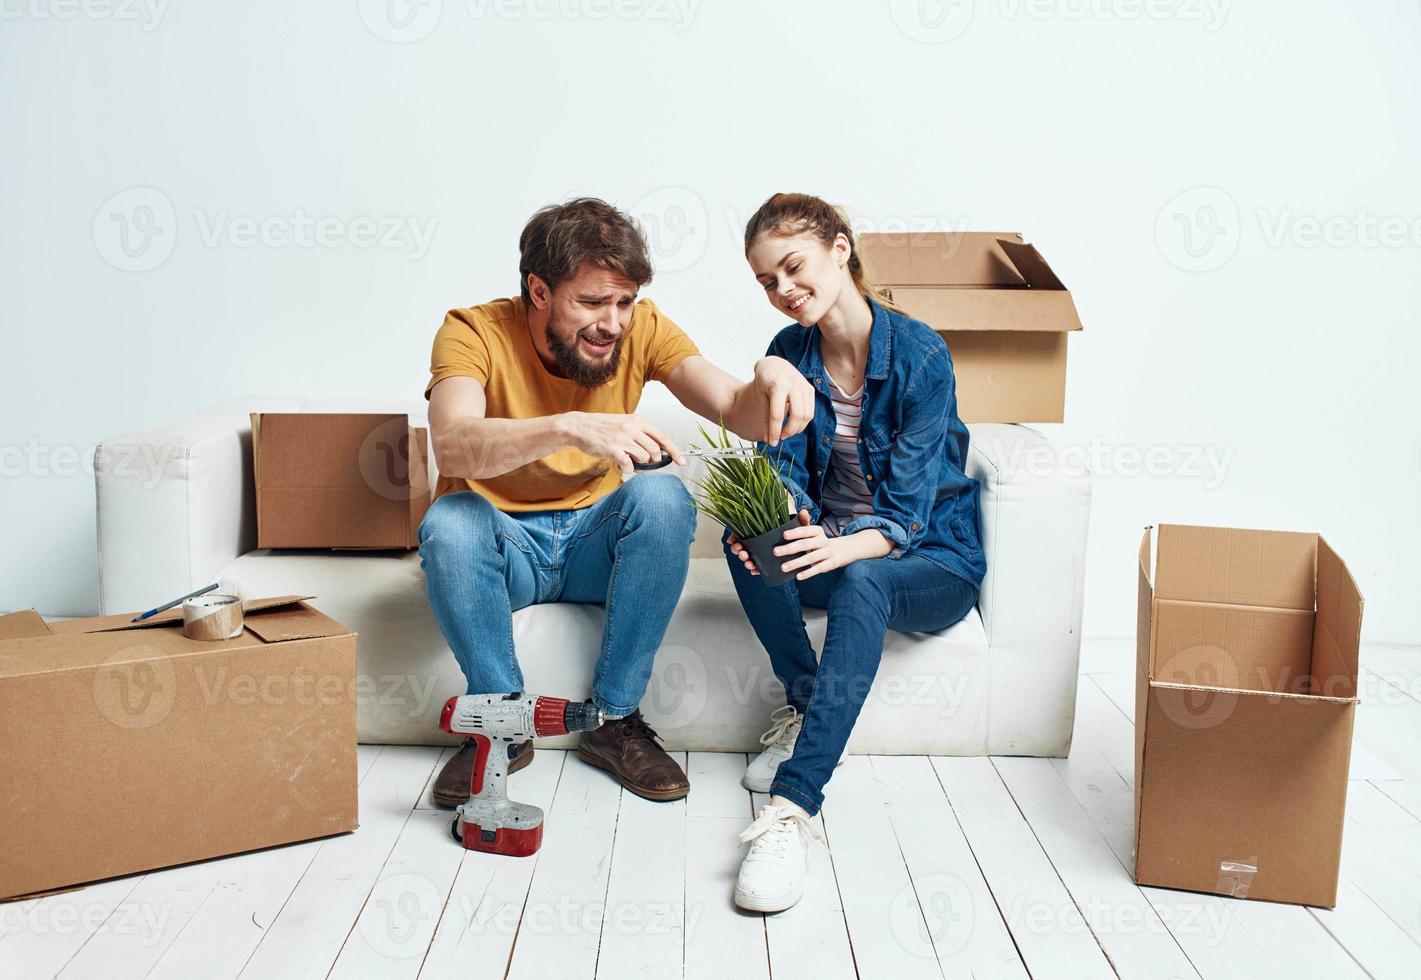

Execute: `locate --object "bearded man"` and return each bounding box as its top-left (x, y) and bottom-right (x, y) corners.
top-left (420, 198), bottom-right (813, 805)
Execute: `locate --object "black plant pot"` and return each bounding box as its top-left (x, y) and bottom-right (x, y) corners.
top-left (740, 517), bottom-right (801, 587)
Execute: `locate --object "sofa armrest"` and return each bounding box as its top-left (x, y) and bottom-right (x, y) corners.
top-left (94, 398), bottom-right (303, 614)
top-left (966, 423), bottom-right (1093, 650)
top-left (965, 423), bottom-right (1092, 754)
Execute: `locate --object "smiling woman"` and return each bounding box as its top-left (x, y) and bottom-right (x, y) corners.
top-left (724, 191), bottom-right (985, 914)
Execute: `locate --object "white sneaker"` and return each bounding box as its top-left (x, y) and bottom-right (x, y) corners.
top-left (742, 705), bottom-right (847, 793)
top-left (734, 803), bottom-right (823, 913)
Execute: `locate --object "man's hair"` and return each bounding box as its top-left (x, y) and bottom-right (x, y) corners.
top-left (518, 198), bottom-right (653, 303)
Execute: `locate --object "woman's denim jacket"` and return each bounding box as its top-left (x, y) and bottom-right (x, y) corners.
top-left (759, 299), bottom-right (986, 587)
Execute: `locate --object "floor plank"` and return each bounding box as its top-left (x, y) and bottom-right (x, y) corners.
top-left (502, 751), bottom-right (624, 980)
top-left (682, 752), bottom-right (769, 980)
top-left (749, 788), bottom-right (857, 980)
top-left (595, 753), bottom-right (688, 979)
top-left (1, 878), bottom-right (147, 979)
top-left (993, 756), bottom-right (1200, 979)
top-left (418, 749), bottom-right (568, 980)
top-left (929, 756), bottom-right (1116, 980)
top-left (869, 755), bottom-right (1028, 979)
top-left (239, 745), bottom-right (444, 979)
top-left (819, 756), bottom-right (945, 979)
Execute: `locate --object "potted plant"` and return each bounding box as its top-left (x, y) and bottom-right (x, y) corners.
top-left (687, 423), bottom-right (799, 587)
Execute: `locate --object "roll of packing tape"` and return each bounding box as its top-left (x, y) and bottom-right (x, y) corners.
top-left (182, 593), bottom-right (244, 641)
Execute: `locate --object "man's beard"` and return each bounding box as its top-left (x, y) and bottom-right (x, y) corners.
top-left (545, 318), bottom-right (624, 388)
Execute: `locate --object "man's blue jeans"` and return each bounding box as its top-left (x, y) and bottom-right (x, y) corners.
top-left (418, 474), bottom-right (697, 718)
top-left (725, 539), bottom-right (979, 815)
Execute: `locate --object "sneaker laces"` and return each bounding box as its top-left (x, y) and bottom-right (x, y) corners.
top-left (614, 711), bottom-right (663, 744)
top-left (758, 705), bottom-right (803, 750)
top-left (738, 804), bottom-right (823, 856)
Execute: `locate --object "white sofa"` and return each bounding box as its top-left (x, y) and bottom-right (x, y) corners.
top-left (95, 397), bottom-right (1091, 755)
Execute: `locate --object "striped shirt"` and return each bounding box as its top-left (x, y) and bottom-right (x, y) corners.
top-left (820, 369), bottom-right (875, 536)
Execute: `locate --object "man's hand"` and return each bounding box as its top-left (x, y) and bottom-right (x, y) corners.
top-left (750, 356), bottom-right (814, 446)
top-left (566, 412), bottom-right (686, 476)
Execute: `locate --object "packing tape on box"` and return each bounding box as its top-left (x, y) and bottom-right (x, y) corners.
top-left (182, 593), bottom-right (244, 641)
top-left (1216, 857), bottom-right (1258, 899)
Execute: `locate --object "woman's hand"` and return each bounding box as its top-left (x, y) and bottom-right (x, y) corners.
top-left (726, 531), bottom-right (759, 576)
top-left (773, 510), bottom-right (857, 581)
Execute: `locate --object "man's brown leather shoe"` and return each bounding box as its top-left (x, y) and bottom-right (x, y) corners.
top-left (576, 711), bottom-right (689, 801)
top-left (432, 738), bottom-right (533, 809)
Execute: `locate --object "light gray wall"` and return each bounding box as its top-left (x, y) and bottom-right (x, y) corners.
top-left (2, 0), bottom-right (1418, 643)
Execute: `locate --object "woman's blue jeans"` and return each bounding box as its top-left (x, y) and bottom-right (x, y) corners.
top-left (418, 474), bottom-right (697, 718)
top-left (725, 537), bottom-right (978, 815)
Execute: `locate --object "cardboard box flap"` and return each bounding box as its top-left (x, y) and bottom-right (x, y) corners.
top-left (885, 285), bottom-right (1082, 334)
top-left (1311, 537), bottom-right (1363, 699)
top-left (1155, 524), bottom-right (1317, 610)
top-left (861, 232), bottom-right (1027, 286)
top-left (243, 601), bottom-right (353, 643)
top-left (0, 610), bottom-right (53, 640)
top-left (996, 239), bottom-right (1066, 290)
top-left (48, 596), bottom-right (316, 636)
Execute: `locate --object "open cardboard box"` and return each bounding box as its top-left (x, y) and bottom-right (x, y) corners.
top-left (859, 232), bottom-right (1083, 423)
top-left (251, 412), bottom-right (431, 549)
top-left (0, 597), bottom-right (358, 902)
top-left (1134, 524), bottom-right (1363, 907)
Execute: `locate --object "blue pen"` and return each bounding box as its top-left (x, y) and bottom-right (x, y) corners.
top-left (131, 582), bottom-right (221, 623)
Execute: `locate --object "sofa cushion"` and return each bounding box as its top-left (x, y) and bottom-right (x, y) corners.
top-left (219, 550), bottom-right (991, 753)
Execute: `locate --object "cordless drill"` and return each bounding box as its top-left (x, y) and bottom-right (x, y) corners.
top-left (438, 692), bottom-right (603, 856)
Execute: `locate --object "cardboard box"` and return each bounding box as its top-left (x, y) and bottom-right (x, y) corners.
top-left (1134, 524), bottom-right (1363, 907)
top-left (0, 597), bottom-right (358, 901)
top-left (859, 232), bottom-right (1083, 423)
top-left (252, 413), bottom-right (431, 549)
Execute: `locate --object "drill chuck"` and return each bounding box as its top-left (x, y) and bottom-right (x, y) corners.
top-left (563, 701), bottom-right (603, 733)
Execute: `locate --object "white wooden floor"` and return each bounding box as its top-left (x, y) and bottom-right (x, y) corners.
top-left (5, 641), bottom-right (1421, 980)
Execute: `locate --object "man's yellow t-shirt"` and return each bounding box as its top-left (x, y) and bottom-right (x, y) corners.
top-left (424, 296), bottom-right (700, 511)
